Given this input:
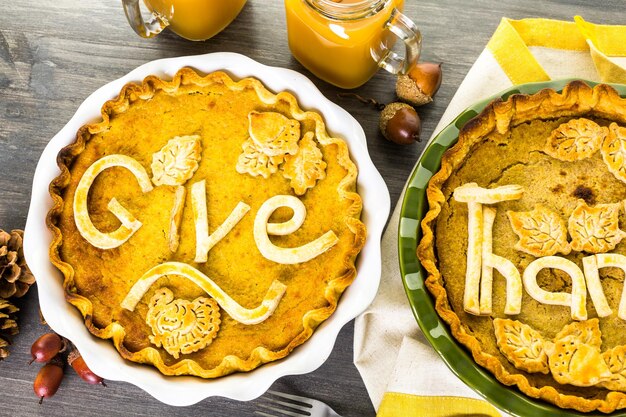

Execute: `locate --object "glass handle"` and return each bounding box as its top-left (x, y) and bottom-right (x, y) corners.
top-left (122, 0), bottom-right (169, 39)
top-left (372, 8), bottom-right (422, 75)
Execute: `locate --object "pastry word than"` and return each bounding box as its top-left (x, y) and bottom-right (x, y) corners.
top-left (454, 183), bottom-right (626, 320)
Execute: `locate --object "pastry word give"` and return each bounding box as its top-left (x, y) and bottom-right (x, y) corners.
top-left (454, 183), bottom-right (626, 320)
top-left (73, 153), bottom-right (338, 265)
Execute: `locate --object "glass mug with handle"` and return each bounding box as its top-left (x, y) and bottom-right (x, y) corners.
top-left (122, 0), bottom-right (247, 41)
top-left (284, 0), bottom-right (421, 89)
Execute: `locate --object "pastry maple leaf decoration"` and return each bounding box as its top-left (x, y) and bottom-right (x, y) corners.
top-left (493, 318), bottom-right (549, 374)
top-left (151, 135), bottom-right (203, 252)
top-left (601, 123), bottom-right (626, 184)
top-left (545, 118), bottom-right (606, 162)
top-left (236, 138), bottom-right (284, 179)
top-left (236, 111), bottom-right (327, 194)
top-left (507, 205), bottom-right (571, 257)
top-left (146, 287), bottom-right (221, 359)
top-left (282, 132), bottom-right (327, 195)
top-left (151, 135), bottom-right (202, 186)
top-left (568, 200), bottom-right (626, 253)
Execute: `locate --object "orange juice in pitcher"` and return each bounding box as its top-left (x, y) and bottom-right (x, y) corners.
top-left (123, 0), bottom-right (247, 41)
top-left (284, 0), bottom-right (421, 89)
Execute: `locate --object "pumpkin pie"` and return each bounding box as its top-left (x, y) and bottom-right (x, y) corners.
top-left (47, 68), bottom-right (366, 378)
top-left (418, 81), bottom-right (626, 413)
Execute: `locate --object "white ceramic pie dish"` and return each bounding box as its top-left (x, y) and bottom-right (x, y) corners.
top-left (23, 52), bottom-right (390, 406)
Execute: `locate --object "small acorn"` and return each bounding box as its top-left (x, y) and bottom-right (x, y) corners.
top-left (396, 62), bottom-right (442, 106)
top-left (379, 102), bottom-right (421, 145)
top-left (68, 347), bottom-right (105, 386)
top-left (30, 333), bottom-right (66, 365)
top-left (33, 354), bottom-right (64, 404)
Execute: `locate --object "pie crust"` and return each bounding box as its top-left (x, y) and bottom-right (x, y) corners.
top-left (418, 81), bottom-right (626, 413)
top-left (46, 68), bottom-right (366, 378)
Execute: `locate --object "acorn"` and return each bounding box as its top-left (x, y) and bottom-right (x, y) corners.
top-left (33, 354), bottom-right (64, 404)
top-left (379, 102), bottom-right (421, 145)
top-left (30, 333), bottom-right (66, 364)
top-left (396, 62), bottom-right (442, 106)
top-left (68, 347), bottom-right (105, 386)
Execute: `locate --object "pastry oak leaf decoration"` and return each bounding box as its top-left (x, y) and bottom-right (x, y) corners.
top-left (568, 199), bottom-right (626, 253)
top-left (601, 346), bottom-right (626, 391)
top-left (494, 318), bottom-right (549, 374)
top-left (507, 205), bottom-right (571, 257)
top-left (146, 287), bottom-right (221, 359)
top-left (601, 123), bottom-right (626, 184)
top-left (236, 138), bottom-right (285, 179)
top-left (237, 111), bottom-right (326, 194)
top-left (248, 111), bottom-right (300, 157)
top-left (545, 118), bottom-right (606, 162)
top-left (281, 132), bottom-right (327, 196)
top-left (554, 318), bottom-right (602, 349)
top-left (151, 135), bottom-right (202, 186)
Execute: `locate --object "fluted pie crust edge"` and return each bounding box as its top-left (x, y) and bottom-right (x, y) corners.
top-left (46, 68), bottom-right (366, 378)
top-left (417, 81), bottom-right (626, 413)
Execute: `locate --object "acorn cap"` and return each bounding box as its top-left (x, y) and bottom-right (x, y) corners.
top-left (396, 74), bottom-right (432, 106)
top-left (396, 62), bottom-right (443, 107)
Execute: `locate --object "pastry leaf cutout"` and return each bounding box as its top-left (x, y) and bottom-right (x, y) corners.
top-left (602, 123), bottom-right (626, 184)
top-left (248, 111), bottom-right (300, 157)
top-left (602, 346), bottom-right (626, 391)
top-left (545, 118), bottom-right (606, 161)
top-left (568, 200), bottom-right (626, 253)
top-left (554, 318), bottom-right (602, 349)
top-left (236, 138), bottom-right (285, 179)
top-left (151, 135), bottom-right (202, 186)
top-left (281, 132), bottom-right (327, 195)
top-left (493, 318), bottom-right (549, 374)
top-left (507, 205), bottom-right (571, 257)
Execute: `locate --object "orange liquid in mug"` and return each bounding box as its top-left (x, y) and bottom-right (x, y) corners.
top-left (284, 0), bottom-right (404, 89)
top-left (146, 0), bottom-right (247, 41)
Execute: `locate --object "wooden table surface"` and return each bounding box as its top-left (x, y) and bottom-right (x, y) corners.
top-left (1, 1), bottom-right (624, 416)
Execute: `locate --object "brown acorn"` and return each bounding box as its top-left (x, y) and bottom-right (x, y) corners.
top-left (396, 62), bottom-right (443, 106)
top-left (379, 102), bottom-right (421, 145)
top-left (30, 333), bottom-right (66, 364)
top-left (68, 347), bottom-right (105, 386)
top-left (33, 354), bottom-right (64, 404)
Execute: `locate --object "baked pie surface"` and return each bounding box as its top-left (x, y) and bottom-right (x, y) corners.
top-left (46, 68), bottom-right (366, 377)
top-left (418, 81), bottom-right (626, 412)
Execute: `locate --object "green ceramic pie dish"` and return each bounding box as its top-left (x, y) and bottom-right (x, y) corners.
top-left (398, 79), bottom-right (626, 417)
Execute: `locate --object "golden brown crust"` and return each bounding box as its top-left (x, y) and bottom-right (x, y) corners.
top-left (46, 68), bottom-right (366, 378)
top-left (417, 81), bottom-right (626, 413)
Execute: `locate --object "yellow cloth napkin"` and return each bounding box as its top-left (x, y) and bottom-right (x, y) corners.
top-left (354, 16), bottom-right (626, 417)
top-left (487, 17), bottom-right (626, 84)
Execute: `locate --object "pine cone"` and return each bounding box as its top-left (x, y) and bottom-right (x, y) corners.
top-left (0, 298), bottom-right (19, 360)
top-left (0, 229), bottom-right (35, 298)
